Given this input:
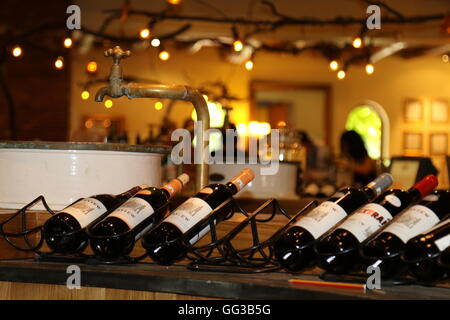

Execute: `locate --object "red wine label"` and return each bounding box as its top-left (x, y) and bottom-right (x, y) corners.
top-left (164, 197), bottom-right (213, 233)
top-left (338, 203), bottom-right (393, 242)
top-left (108, 197), bottom-right (155, 229)
top-left (382, 205), bottom-right (440, 243)
top-left (61, 198), bottom-right (107, 228)
top-left (294, 201), bottom-right (347, 239)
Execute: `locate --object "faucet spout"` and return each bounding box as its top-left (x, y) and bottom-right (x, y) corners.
top-left (94, 46), bottom-right (210, 191)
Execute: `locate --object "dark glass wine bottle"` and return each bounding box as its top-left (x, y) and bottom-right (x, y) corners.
top-left (402, 210), bottom-right (450, 282)
top-left (438, 246), bottom-right (450, 271)
top-left (142, 168), bottom-right (255, 265)
top-left (315, 176), bottom-right (439, 274)
top-left (89, 174), bottom-right (189, 260)
top-left (273, 173), bottom-right (393, 272)
top-left (43, 185), bottom-right (147, 254)
top-left (362, 175), bottom-right (441, 278)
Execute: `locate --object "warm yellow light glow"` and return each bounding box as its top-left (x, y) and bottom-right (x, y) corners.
top-left (86, 61), bottom-right (98, 73)
top-left (202, 94), bottom-right (209, 102)
top-left (277, 121), bottom-right (287, 127)
top-left (81, 90), bottom-right (90, 100)
top-left (248, 121), bottom-right (271, 137)
top-left (159, 50), bottom-right (170, 61)
top-left (54, 56), bottom-right (64, 70)
top-left (365, 63), bottom-right (375, 75)
top-left (329, 60), bottom-right (339, 71)
top-left (167, 0), bottom-right (181, 4)
top-left (154, 101), bottom-right (163, 110)
top-left (151, 38), bottom-right (161, 47)
top-left (237, 123), bottom-right (247, 135)
top-left (85, 119), bottom-right (94, 129)
top-left (337, 70), bottom-right (346, 80)
top-left (442, 54), bottom-right (449, 63)
top-left (12, 46), bottom-right (22, 57)
top-left (139, 28), bottom-right (151, 39)
top-left (352, 37), bottom-right (363, 49)
top-left (245, 60), bottom-right (254, 71)
top-left (105, 99), bottom-right (113, 108)
top-left (63, 38), bottom-right (73, 48)
top-left (192, 101), bottom-right (225, 128)
top-left (233, 40), bottom-right (243, 52)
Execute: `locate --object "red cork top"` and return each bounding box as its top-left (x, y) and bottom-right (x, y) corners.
top-left (412, 174), bottom-right (438, 197)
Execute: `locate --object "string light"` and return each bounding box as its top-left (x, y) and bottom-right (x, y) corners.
top-left (365, 63), bottom-right (375, 75)
top-left (12, 46), bottom-right (22, 57)
top-left (329, 60), bottom-right (339, 71)
top-left (352, 36), bottom-right (363, 49)
top-left (63, 38), bottom-right (73, 48)
top-left (167, 0), bottom-right (182, 4)
top-left (154, 101), bottom-right (163, 110)
top-left (139, 28), bottom-right (151, 39)
top-left (159, 49), bottom-right (170, 61)
top-left (86, 61), bottom-right (98, 74)
top-left (151, 38), bottom-right (161, 47)
top-left (442, 54), bottom-right (449, 63)
top-left (337, 70), bottom-right (346, 80)
top-left (54, 56), bottom-right (64, 70)
top-left (81, 90), bottom-right (90, 100)
top-left (245, 59), bottom-right (254, 71)
top-left (233, 40), bottom-right (244, 52)
top-left (104, 99), bottom-right (113, 108)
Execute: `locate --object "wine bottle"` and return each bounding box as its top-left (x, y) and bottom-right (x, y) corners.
top-left (273, 173), bottom-right (393, 272)
top-left (43, 185), bottom-right (147, 254)
top-left (315, 176), bottom-right (439, 274)
top-left (362, 175), bottom-right (440, 278)
top-left (438, 246), bottom-right (450, 271)
top-left (402, 210), bottom-right (450, 282)
top-left (142, 168), bottom-right (255, 265)
top-left (89, 174), bottom-right (190, 260)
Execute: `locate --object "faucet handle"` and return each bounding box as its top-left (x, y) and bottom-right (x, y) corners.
top-left (104, 46), bottom-right (131, 65)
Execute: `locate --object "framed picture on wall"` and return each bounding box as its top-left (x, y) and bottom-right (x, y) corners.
top-left (403, 132), bottom-right (423, 155)
top-left (430, 132), bottom-right (448, 155)
top-left (403, 98), bottom-right (424, 123)
top-left (430, 99), bottom-right (449, 123)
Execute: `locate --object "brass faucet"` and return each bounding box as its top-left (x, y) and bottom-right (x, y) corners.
top-left (95, 46), bottom-right (210, 191)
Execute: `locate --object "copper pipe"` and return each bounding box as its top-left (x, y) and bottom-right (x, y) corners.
top-left (95, 46), bottom-right (210, 191)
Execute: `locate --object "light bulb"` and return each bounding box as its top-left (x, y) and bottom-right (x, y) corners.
top-left (442, 54), bottom-right (449, 63)
top-left (365, 63), bottom-right (374, 75)
top-left (151, 38), bottom-right (161, 47)
top-left (352, 37), bottom-right (363, 48)
top-left (167, 0), bottom-right (181, 4)
top-left (54, 56), bottom-right (64, 70)
top-left (159, 50), bottom-right (170, 61)
top-left (139, 28), bottom-right (150, 39)
top-left (329, 60), bottom-right (339, 71)
top-left (86, 61), bottom-right (98, 74)
top-left (233, 40), bottom-right (244, 52)
top-left (154, 101), bottom-right (163, 110)
top-left (63, 38), bottom-right (73, 48)
top-left (105, 99), bottom-right (113, 108)
top-left (245, 60), bottom-right (254, 71)
top-left (12, 46), bottom-right (22, 57)
top-left (337, 70), bottom-right (346, 80)
top-left (81, 90), bottom-right (90, 100)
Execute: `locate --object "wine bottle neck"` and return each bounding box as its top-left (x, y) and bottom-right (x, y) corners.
top-left (225, 182), bottom-right (239, 195)
top-left (362, 186), bottom-right (376, 200)
top-left (406, 187), bottom-right (422, 203)
top-left (118, 186), bottom-right (142, 199)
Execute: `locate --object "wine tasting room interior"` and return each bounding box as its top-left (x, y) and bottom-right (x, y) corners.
top-left (0, 0), bottom-right (450, 301)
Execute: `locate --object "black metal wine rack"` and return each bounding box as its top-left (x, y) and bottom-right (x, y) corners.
top-left (0, 194), bottom-right (319, 273)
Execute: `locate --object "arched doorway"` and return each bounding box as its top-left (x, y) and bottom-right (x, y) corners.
top-left (345, 100), bottom-right (390, 163)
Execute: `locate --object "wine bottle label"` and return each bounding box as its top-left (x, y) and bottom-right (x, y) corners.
top-left (338, 203), bottom-right (393, 242)
top-left (294, 201), bottom-right (347, 239)
top-left (420, 219), bottom-right (450, 235)
top-left (382, 205), bottom-right (440, 243)
top-left (164, 197), bottom-right (213, 233)
top-left (61, 198), bottom-right (107, 228)
top-left (435, 234), bottom-right (450, 252)
top-left (108, 197), bottom-right (155, 229)
top-left (189, 223), bottom-right (215, 245)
